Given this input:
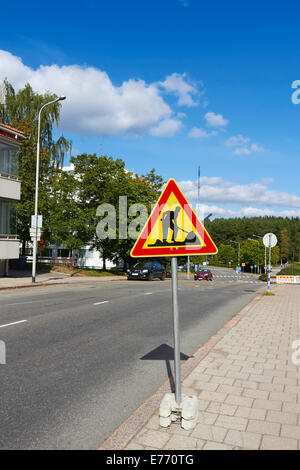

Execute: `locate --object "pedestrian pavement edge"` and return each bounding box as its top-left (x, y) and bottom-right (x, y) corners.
top-left (0, 275), bottom-right (127, 291)
top-left (98, 291), bottom-right (264, 450)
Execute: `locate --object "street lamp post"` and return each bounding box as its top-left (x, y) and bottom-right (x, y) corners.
top-left (230, 240), bottom-right (240, 266)
top-left (253, 234), bottom-right (266, 274)
top-left (248, 238), bottom-right (260, 274)
top-left (32, 96), bottom-right (66, 283)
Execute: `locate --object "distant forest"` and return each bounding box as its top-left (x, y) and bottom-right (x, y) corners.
top-left (205, 216), bottom-right (300, 262)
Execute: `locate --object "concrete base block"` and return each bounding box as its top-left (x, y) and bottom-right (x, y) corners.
top-left (159, 393), bottom-right (198, 430)
top-left (181, 395), bottom-right (198, 430)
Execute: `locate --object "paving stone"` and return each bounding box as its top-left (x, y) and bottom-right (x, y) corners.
top-left (199, 390), bottom-right (227, 403)
top-left (247, 419), bottom-right (280, 436)
top-left (202, 442), bottom-right (233, 450)
top-left (135, 429), bottom-right (170, 448)
top-left (225, 394), bottom-right (254, 408)
top-left (269, 391), bottom-right (297, 403)
top-left (210, 376), bottom-right (235, 386)
top-left (266, 410), bottom-right (297, 425)
top-left (235, 406), bottom-right (266, 421)
top-left (164, 435), bottom-right (199, 450)
top-left (206, 402), bottom-right (237, 416)
top-left (193, 381), bottom-right (219, 392)
top-left (252, 399), bottom-right (282, 411)
top-left (215, 414), bottom-right (248, 431)
top-left (191, 424), bottom-right (227, 442)
top-left (224, 430), bottom-right (262, 449)
top-left (243, 388), bottom-right (269, 400)
top-left (261, 435), bottom-right (298, 450)
top-left (281, 424), bottom-right (300, 440)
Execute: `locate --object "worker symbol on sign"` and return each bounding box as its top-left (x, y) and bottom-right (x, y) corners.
top-left (149, 205), bottom-right (200, 247)
top-left (130, 179), bottom-right (218, 257)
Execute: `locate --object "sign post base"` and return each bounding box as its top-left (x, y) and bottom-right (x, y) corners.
top-left (159, 393), bottom-right (198, 430)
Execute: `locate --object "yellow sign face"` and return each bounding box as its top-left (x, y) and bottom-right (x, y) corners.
top-left (145, 191), bottom-right (204, 249)
top-left (131, 179), bottom-right (218, 258)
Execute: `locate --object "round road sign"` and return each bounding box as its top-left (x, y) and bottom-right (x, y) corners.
top-left (263, 233), bottom-right (277, 248)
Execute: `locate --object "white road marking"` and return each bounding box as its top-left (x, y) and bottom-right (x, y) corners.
top-left (144, 292), bottom-right (153, 295)
top-left (93, 301), bottom-right (109, 305)
top-left (0, 320), bottom-right (27, 329)
top-left (2, 299), bottom-right (46, 306)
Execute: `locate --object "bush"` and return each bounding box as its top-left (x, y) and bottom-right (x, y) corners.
top-left (259, 273), bottom-right (268, 282)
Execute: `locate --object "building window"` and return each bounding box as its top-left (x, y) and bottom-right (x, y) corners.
top-left (0, 200), bottom-right (17, 234)
top-left (57, 248), bottom-right (71, 258)
top-left (0, 147), bottom-right (18, 177)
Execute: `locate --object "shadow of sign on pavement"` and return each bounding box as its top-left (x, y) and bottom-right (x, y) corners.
top-left (140, 344), bottom-right (191, 394)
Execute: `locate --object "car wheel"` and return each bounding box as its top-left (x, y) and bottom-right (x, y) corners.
top-left (148, 273), bottom-right (154, 281)
top-left (160, 274), bottom-right (166, 281)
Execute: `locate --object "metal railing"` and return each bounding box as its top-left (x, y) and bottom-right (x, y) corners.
top-left (0, 234), bottom-right (19, 240)
top-left (0, 171), bottom-right (19, 181)
top-left (37, 257), bottom-right (72, 267)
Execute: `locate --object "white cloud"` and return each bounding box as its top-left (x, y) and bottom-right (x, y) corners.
top-left (195, 203), bottom-right (300, 219)
top-left (149, 118), bottom-right (182, 137)
top-left (0, 50), bottom-right (199, 137)
top-left (225, 134), bottom-right (250, 147)
top-left (233, 142), bottom-right (265, 156)
top-left (226, 134), bottom-right (266, 156)
top-left (158, 72), bottom-right (199, 107)
top-left (188, 127), bottom-right (218, 138)
top-left (178, 177), bottom-right (300, 209)
top-left (250, 143), bottom-right (264, 153)
top-left (205, 112), bottom-right (229, 128)
top-left (233, 147), bottom-right (252, 156)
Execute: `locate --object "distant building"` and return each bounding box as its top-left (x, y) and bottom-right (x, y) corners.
top-left (0, 123), bottom-right (24, 275)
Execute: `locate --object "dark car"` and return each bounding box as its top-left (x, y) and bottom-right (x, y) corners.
top-left (127, 261), bottom-right (166, 281)
top-left (194, 269), bottom-right (213, 281)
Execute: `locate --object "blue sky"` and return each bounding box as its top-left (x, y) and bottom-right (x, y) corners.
top-left (1, 0), bottom-right (300, 218)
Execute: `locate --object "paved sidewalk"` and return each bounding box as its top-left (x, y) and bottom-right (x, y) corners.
top-left (101, 285), bottom-right (300, 450)
top-left (0, 270), bottom-right (125, 290)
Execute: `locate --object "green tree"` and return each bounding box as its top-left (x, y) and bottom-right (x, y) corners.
top-left (0, 81), bottom-right (71, 252)
top-left (280, 228), bottom-right (291, 262)
top-left (215, 244), bottom-right (237, 265)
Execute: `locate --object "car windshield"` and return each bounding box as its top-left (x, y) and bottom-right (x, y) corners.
top-left (133, 262), bottom-right (152, 269)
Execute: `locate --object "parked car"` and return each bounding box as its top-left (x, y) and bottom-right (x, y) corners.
top-left (127, 261), bottom-right (166, 280)
top-left (194, 269), bottom-right (213, 281)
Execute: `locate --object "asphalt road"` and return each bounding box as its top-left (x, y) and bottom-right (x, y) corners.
top-left (0, 277), bottom-right (264, 449)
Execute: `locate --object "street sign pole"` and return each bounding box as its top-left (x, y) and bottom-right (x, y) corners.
top-left (171, 257), bottom-right (182, 406)
top-left (263, 233), bottom-right (277, 291)
top-left (268, 234), bottom-right (272, 291)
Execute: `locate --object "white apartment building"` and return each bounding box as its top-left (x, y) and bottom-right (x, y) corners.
top-left (0, 123), bottom-right (24, 275)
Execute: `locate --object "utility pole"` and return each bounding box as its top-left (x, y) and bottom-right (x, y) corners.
top-left (230, 240), bottom-right (240, 266)
top-left (187, 166), bottom-right (200, 279)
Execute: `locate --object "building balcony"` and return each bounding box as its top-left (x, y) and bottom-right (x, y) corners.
top-left (0, 174), bottom-right (21, 201)
top-left (0, 235), bottom-right (20, 260)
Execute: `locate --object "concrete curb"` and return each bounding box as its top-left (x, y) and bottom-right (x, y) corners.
top-left (0, 276), bottom-right (127, 292)
top-left (98, 292), bottom-right (264, 450)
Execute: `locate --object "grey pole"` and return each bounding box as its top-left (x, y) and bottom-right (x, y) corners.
top-left (171, 257), bottom-right (182, 405)
top-left (187, 255), bottom-right (190, 280)
top-left (268, 235), bottom-right (272, 290)
top-left (31, 110), bottom-right (41, 283)
top-left (32, 96), bottom-right (66, 283)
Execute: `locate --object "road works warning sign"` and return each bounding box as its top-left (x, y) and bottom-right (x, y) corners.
top-left (130, 179), bottom-right (218, 258)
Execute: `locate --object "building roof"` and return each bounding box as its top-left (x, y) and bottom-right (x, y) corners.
top-left (0, 122), bottom-right (25, 144)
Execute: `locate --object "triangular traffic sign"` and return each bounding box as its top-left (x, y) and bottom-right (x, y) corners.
top-left (131, 179), bottom-right (218, 258)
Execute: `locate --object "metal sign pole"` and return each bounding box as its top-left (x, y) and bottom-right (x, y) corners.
top-left (171, 256), bottom-right (182, 406)
top-left (268, 234), bottom-right (272, 290)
